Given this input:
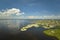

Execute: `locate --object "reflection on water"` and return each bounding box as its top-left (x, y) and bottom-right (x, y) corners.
top-left (0, 19), bottom-right (33, 34)
top-left (0, 19), bottom-right (58, 40)
top-left (0, 20), bottom-right (30, 34)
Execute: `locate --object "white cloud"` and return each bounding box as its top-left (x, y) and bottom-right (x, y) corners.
top-left (27, 16), bottom-right (41, 19)
top-left (27, 15), bottom-right (60, 19)
top-left (0, 8), bottom-right (24, 16)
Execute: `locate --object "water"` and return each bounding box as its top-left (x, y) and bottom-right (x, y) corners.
top-left (0, 19), bottom-right (32, 33)
top-left (0, 19), bottom-right (58, 40)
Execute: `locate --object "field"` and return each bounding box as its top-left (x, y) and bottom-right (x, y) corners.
top-left (44, 29), bottom-right (60, 40)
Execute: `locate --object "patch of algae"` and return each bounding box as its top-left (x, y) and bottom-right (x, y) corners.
top-left (44, 29), bottom-right (60, 40)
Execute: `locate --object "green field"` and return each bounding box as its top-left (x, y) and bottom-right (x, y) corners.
top-left (44, 29), bottom-right (60, 40)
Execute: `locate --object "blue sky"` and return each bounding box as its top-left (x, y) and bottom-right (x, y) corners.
top-left (0, 0), bottom-right (60, 19)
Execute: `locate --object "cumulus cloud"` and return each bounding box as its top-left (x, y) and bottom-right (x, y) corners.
top-left (0, 8), bottom-right (24, 16)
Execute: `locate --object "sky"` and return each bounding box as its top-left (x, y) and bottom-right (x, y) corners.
top-left (0, 0), bottom-right (60, 19)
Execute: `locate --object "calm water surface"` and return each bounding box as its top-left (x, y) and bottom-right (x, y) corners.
top-left (0, 19), bottom-right (58, 40)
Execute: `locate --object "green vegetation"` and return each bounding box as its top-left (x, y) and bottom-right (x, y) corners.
top-left (21, 19), bottom-right (60, 31)
top-left (20, 19), bottom-right (60, 40)
top-left (44, 29), bottom-right (60, 40)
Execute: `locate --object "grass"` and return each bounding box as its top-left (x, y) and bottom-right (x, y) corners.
top-left (44, 29), bottom-right (60, 40)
